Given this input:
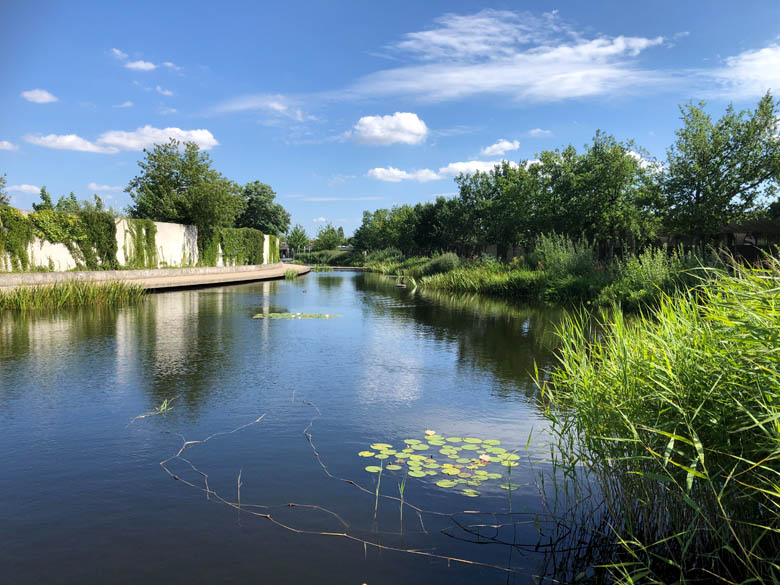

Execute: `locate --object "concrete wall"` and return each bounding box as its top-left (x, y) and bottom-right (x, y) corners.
top-left (2, 214), bottom-right (279, 272)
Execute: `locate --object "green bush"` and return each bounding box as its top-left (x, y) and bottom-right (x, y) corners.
top-left (421, 252), bottom-right (460, 276)
top-left (0, 206), bottom-right (34, 271)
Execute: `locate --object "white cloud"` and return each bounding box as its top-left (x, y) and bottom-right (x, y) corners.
top-left (367, 166), bottom-right (440, 182)
top-left (24, 125), bottom-right (219, 154)
top-left (481, 139), bottom-right (519, 156)
top-left (346, 9), bottom-right (666, 103)
top-left (0, 140), bottom-right (18, 150)
top-left (709, 44), bottom-right (780, 99)
top-left (159, 106), bottom-right (178, 114)
top-left (350, 112), bottom-right (428, 145)
top-left (214, 93), bottom-right (310, 122)
top-left (156, 85), bottom-right (174, 96)
top-left (126, 60), bottom-right (157, 71)
top-left (113, 101), bottom-right (134, 108)
top-left (368, 159), bottom-right (515, 182)
top-left (313, 217), bottom-right (326, 223)
top-left (21, 89), bottom-right (58, 103)
top-left (8, 184), bottom-right (40, 194)
top-left (528, 128), bottom-right (552, 137)
top-left (162, 61), bottom-right (181, 71)
top-left (88, 182), bottom-right (122, 192)
top-left (110, 48), bottom-right (128, 60)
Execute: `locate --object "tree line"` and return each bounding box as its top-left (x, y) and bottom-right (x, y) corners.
top-left (352, 94), bottom-right (780, 257)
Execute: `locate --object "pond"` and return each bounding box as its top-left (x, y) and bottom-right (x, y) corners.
top-left (1, 271), bottom-right (572, 584)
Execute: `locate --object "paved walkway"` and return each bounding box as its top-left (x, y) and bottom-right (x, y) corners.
top-left (0, 263), bottom-right (311, 291)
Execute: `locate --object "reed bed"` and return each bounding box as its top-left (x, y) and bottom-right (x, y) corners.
top-left (0, 281), bottom-right (147, 311)
top-left (539, 257), bottom-right (780, 583)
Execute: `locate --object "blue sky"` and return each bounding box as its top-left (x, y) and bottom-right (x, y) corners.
top-left (2, 0), bottom-right (779, 235)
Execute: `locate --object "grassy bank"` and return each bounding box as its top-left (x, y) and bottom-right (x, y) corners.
top-left (0, 281), bottom-right (147, 311)
top-left (538, 258), bottom-right (780, 583)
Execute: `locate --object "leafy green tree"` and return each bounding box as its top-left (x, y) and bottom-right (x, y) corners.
top-left (32, 186), bottom-right (54, 211)
top-left (235, 181), bottom-right (290, 235)
top-left (286, 223), bottom-right (309, 254)
top-left (313, 222), bottom-right (344, 251)
top-left (125, 139), bottom-right (244, 251)
top-left (664, 92), bottom-right (780, 240)
top-left (0, 173), bottom-right (8, 206)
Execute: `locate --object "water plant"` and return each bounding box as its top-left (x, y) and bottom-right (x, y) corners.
top-left (539, 257), bottom-right (780, 583)
top-left (284, 269), bottom-right (298, 280)
top-left (359, 432), bottom-right (510, 498)
top-left (0, 281), bottom-right (147, 311)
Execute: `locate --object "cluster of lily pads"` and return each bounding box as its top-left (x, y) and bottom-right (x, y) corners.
top-left (252, 312), bottom-right (342, 319)
top-left (359, 431), bottom-right (521, 498)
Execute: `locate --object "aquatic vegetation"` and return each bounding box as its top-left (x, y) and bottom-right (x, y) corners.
top-left (359, 432), bottom-right (514, 498)
top-left (284, 269), bottom-right (299, 280)
top-left (251, 312), bottom-right (342, 319)
top-left (0, 281), bottom-right (147, 311)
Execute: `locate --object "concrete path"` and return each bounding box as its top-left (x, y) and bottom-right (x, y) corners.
top-left (0, 263), bottom-right (311, 291)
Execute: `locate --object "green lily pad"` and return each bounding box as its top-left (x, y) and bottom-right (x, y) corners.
top-left (427, 440), bottom-right (445, 446)
top-left (371, 443), bottom-right (392, 450)
top-left (379, 449), bottom-right (397, 455)
top-left (445, 437), bottom-right (463, 443)
top-left (404, 439), bottom-right (422, 445)
top-left (423, 462), bottom-right (440, 469)
top-left (365, 466), bottom-right (382, 473)
top-left (408, 470), bottom-right (426, 478)
top-left (483, 439), bottom-right (501, 446)
top-left (441, 468), bottom-right (459, 476)
top-left (426, 470), bottom-right (437, 476)
top-left (385, 464), bottom-right (402, 471)
top-left (461, 489), bottom-right (480, 497)
top-left (395, 452), bottom-right (411, 459)
top-left (411, 444), bottom-right (429, 451)
top-left (500, 483), bottom-right (519, 490)
top-left (457, 472), bottom-right (472, 479)
top-left (358, 451), bottom-right (375, 457)
top-left (463, 437), bottom-right (482, 444)
top-left (456, 458), bottom-right (472, 464)
top-left (425, 435), bottom-right (444, 441)
top-left (486, 473), bottom-right (502, 479)
top-left (501, 461), bottom-right (519, 468)
top-left (460, 444), bottom-right (480, 451)
top-left (374, 454), bottom-right (389, 460)
top-left (436, 479), bottom-right (457, 488)
top-left (467, 480), bottom-right (483, 487)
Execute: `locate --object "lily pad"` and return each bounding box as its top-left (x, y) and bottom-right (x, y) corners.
top-left (404, 439), bottom-right (422, 445)
top-left (445, 437), bottom-right (463, 443)
top-left (463, 437), bottom-right (482, 444)
top-left (461, 489), bottom-right (480, 497)
top-left (460, 444), bottom-right (480, 451)
top-left (425, 470), bottom-right (437, 476)
top-left (501, 461), bottom-right (519, 468)
top-left (436, 479), bottom-right (457, 488)
top-left (395, 452), bottom-right (411, 459)
top-left (483, 439), bottom-right (501, 446)
top-left (252, 312), bottom-right (342, 319)
top-left (358, 451), bottom-right (375, 457)
top-left (374, 454), bottom-right (389, 460)
top-left (385, 464), bottom-right (402, 471)
top-left (411, 444), bottom-right (429, 451)
top-left (371, 443), bottom-right (392, 450)
top-left (408, 470), bottom-right (426, 478)
top-left (365, 466), bottom-right (382, 473)
top-left (441, 468), bottom-right (459, 476)
top-left (456, 458), bottom-right (472, 464)
top-left (500, 483), bottom-right (519, 490)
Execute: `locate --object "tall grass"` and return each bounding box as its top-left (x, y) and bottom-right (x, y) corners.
top-left (539, 257), bottom-right (780, 583)
top-left (0, 281), bottom-right (146, 311)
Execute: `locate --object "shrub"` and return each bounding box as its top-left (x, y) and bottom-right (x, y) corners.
top-left (421, 252), bottom-right (460, 276)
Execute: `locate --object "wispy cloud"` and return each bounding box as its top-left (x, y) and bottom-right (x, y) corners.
top-left (88, 182), bottom-right (122, 192)
top-left (528, 128), bottom-right (553, 137)
top-left (343, 9), bottom-right (667, 103)
top-left (156, 85), bottom-right (174, 96)
top-left (312, 217), bottom-right (327, 223)
top-left (21, 89), bottom-right (58, 103)
top-left (113, 101), bottom-right (134, 108)
top-left (707, 44), bottom-right (780, 99)
top-left (126, 60), bottom-right (157, 71)
top-left (162, 61), bottom-right (181, 71)
top-left (481, 139), bottom-right (519, 156)
top-left (0, 140), bottom-right (18, 150)
top-left (214, 93), bottom-right (312, 122)
top-left (7, 184), bottom-right (40, 194)
top-left (368, 159), bottom-right (515, 182)
top-left (24, 125), bottom-right (218, 154)
top-left (348, 112), bottom-right (428, 145)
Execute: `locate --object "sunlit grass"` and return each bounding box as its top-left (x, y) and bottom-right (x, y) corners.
top-left (0, 281), bottom-right (147, 311)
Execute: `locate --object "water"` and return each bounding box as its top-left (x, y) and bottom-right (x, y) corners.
top-left (1, 272), bottom-right (566, 584)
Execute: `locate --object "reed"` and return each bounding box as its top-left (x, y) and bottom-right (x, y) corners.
top-left (539, 256), bottom-right (780, 583)
top-left (0, 281), bottom-right (147, 311)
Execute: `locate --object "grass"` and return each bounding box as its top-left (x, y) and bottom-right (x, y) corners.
top-left (0, 281), bottom-right (147, 311)
top-left (538, 256), bottom-right (780, 584)
top-left (284, 269), bottom-right (298, 280)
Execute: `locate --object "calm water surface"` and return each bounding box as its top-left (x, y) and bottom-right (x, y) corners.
top-left (1, 272), bottom-right (566, 584)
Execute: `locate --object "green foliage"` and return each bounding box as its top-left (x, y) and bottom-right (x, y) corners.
top-left (0, 173), bottom-right (9, 206)
top-left (540, 258), bottom-right (780, 584)
top-left (0, 206), bottom-right (33, 271)
top-left (665, 92), bottom-right (780, 239)
top-left (32, 186), bottom-right (54, 211)
top-left (284, 269), bottom-right (298, 280)
top-left (269, 235), bottom-right (280, 263)
top-left (125, 139), bottom-right (244, 254)
top-left (125, 219), bottom-right (157, 269)
top-left (313, 222), bottom-right (345, 251)
top-left (420, 252), bottom-right (460, 276)
top-left (218, 227), bottom-right (264, 266)
top-left (286, 224), bottom-right (309, 254)
top-left (77, 203), bottom-right (118, 270)
top-left (236, 181), bottom-right (290, 235)
top-left (0, 281), bottom-right (146, 311)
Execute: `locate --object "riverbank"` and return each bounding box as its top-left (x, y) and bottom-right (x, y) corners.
top-left (0, 262), bottom-right (310, 292)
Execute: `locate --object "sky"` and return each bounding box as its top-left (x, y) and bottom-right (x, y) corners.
top-left (2, 0), bottom-right (780, 236)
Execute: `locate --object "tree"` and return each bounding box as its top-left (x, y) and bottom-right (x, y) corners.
top-left (313, 222), bottom-right (344, 251)
top-left (125, 139), bottom-right (244, 251)
top-left (286, 224), bottom-right (309, 254)
top-left (235, 181), bottom-right (290, 235)
top-left (664, 92), bottom-right (780, 240)
top-left (32, 186), bottom-right (54, 211)
top-left (0, 173), bottom-right (8, 206)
